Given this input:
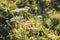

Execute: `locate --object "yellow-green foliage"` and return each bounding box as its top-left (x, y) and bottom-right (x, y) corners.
top-left (0, 0), bottom-right (60, 40)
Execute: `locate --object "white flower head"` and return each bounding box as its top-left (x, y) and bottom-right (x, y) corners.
top-left (26, 20), bottom-right (30, 23)
top-left (10, 17), bottom-right (16, 22)
top-left (10, 16), bottom-right (23, 22)
top-left (35, 7), bottom-right (38, 10)
top-left (10, 7), bottom-right (30, 12)
top-left (36, 15), bottom-right (42, 18)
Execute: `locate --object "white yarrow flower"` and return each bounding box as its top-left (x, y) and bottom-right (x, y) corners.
top-left (36, 15), bottom-right (42, 18)
top-left (10, 7), bottom-right (30, 12)
top-left (10, 17), bottom-right (16, 22)
top-left (10, 16), bottom-right (23, 22)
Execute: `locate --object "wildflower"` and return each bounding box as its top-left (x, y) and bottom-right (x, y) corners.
top-left (26, 20), bottom-right (30, 23)
top-left (10, 7), bottom-right (30, 12)
top-left (10, 16), bottom-right (23, 22)
top-left (35, 7), bottom-right (38, 10)
top-left (35, 15), bottom-right (42, 18)
top-left (10, 17), bottom-right (18, 22)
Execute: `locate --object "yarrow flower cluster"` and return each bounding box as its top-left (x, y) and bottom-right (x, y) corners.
top-left (10, 7), bottom-right (30, 12)
top-left (10, 16), bottom-right (23, 22)
top-left (35, 15), bottom-right (42, 18)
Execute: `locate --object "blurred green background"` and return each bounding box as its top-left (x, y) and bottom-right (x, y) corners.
top-left (0, 0), bottom-right (60, 40)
